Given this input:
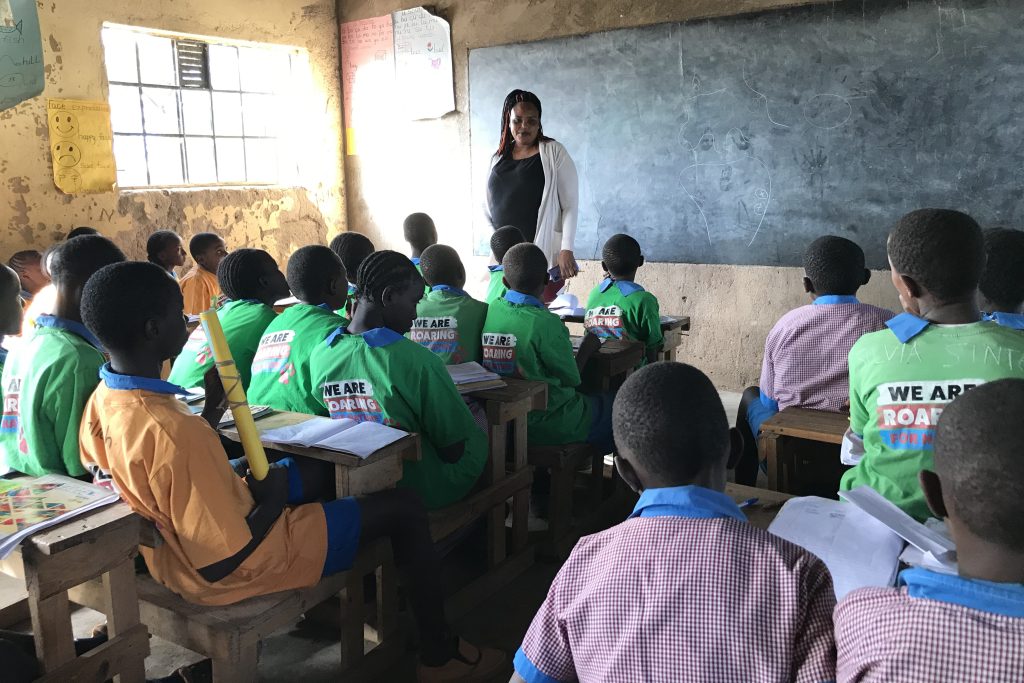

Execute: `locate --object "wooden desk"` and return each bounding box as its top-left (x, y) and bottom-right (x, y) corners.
top-left (573, 337), bottom-right (645, 392)
top-left (759, 408), bottom-right (849, 493)
top-left (0, 503), bottom-right (148, 682)
top-left (560, 313), bottom-right (690, 362)
top-left (725, 483), bottom-right (793, 530)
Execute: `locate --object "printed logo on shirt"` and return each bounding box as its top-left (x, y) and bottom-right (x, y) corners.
top-left (1, 377), bottom-right (21, 435)
top-left (876, 379), bottom-right (985, 450)
top-left (481, 332), bottom-right (517, 375)
top-left (252, 330), bottom-right (296, 384)
top-left (409, 316), bottom-right (462, 361)
top-left (322, 379), bottom-right (392, 424)
top-left (182, 327), bottom-right (213, 365)
top-left (585, 305), bottom-right (625, 340)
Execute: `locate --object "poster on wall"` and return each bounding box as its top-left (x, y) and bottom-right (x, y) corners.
top-left (0, 0), bottom-right (45, 112)
top-left (340, 14), bottom-right (394, 156)
top-left (392, 7), bottom-right (454, 121)
top-left (47, 99), bottom-right (117, 194)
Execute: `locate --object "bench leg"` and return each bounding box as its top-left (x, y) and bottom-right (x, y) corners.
top-left (761, 433), bottom-right (781, 491)
top-left (375, 549), bottom-right (399, 641)
top-left (547, 466), bottom-right (574, 549)
top-left (511, 419), bottom-right (530, 554)
top-left (103, 559), bottom-right (146, 683)
top-left (341, 567), bottom-right (366, 668)
top-left (589, 449), bottom-right (604, 509)
top-left (486, 422), bottom-right (507, 569)
top-left (212, 643), bottom-right (258, 683)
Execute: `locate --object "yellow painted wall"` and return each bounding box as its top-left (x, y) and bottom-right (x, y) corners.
top-left (0, 0), bottom-right (345, 266)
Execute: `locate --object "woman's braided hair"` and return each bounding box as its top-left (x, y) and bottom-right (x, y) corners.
top-left (355, 250), bottom-right (422, 303)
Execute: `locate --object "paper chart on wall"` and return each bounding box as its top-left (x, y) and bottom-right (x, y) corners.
top-left (47, 99), bottom-right (117, 194)
top-left (392, 7), bottom-right (454, 121)
top-left (0, 0), bottom-right (44, 112)
top-left (340, 14), bottom-right (394, 156)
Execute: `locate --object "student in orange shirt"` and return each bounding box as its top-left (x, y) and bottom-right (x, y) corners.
top-left (78, 261), bottom-right (504, 681)
top-left (179, 233), bottom-right (229, 316)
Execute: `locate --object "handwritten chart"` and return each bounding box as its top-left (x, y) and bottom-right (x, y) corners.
top-left (47, 99), bottom-right (117, 194)
top-left (393, 7), bottom-right (454, 121)
top-left (340, 14), bottom-right (393, 156)
top-left (0, 0), bottom-right (44, 112)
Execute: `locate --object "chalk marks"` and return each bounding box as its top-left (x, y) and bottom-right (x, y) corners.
top-left (803, 93), bottom-right (853, 129)
top-left (680, 152), bottom-right (773, 247)
top-left (742, 64), bottom-right (790, 128)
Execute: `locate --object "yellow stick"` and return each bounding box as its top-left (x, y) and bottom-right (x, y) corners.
top-left (199, 307), bottom-right (270, 480)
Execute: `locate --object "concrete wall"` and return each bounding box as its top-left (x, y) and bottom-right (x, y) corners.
top-left (338, 0), bottom-right (903, 390)
top-left (0, 0), bottom-right (345, 266)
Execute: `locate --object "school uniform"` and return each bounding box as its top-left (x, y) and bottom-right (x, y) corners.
top-left (485, 265), bottom-right (507, 304)
top-left (835, 568), bottom-right (1024, 682)
top-left (513, 485), bottom-right (837, 683)
top-left (0, 316), bottom-right (104, 476)
top-left (178, 266), bottom-right (221, 317)
top-left (584, 278), bottom-right (663, 358)
top-left (79, 365), bottom-right (360, 606)
top-left (839, 314), bottom-right (1024, 520)
top-left (308, 327), bottom-right (486, 509)
top-left (168, 299), bottom-right (277, 391)
top-left (409, 285), bottom-right (488, 365)
top-left (985, 311), bottom-right (1024, 330)
top-left (248, 303), bottom-right (345, 414)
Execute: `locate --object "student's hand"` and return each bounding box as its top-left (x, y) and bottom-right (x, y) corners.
top-left (557, 250), bottom-right (579, 280)
top-left (200, 366), bottom-right (228, 429)
top-left (245, 465), bottom-right (289, 507)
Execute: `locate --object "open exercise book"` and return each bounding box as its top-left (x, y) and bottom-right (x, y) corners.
top-left (447, 362), bottom-right (505, 393)
top-left (768, 486), bottom-right (956, 599)
top-left (259, 417), bottom-right (406, 459)
top-left (0, 475), bottom-right (120, 560)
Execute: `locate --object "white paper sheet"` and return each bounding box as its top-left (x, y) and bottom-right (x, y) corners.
top-left (839, 486), bottom-right (956, 560)
top-left (447, 361), bottom-right (500, 385)
top-left (259, 417), bottom-right (404, 459)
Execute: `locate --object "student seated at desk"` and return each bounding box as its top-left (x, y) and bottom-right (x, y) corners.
top-left (1, 236), bottom-right (125, 477)
top-left (248, 246), bottom-right (347, 415)
top-left (146, 230), bottom-right (187, 280)
top-left (839, 209), bottom-right (1024, 521)
top-left (835, 378), bottom-right (1024, 682)
top-left (21, 228), bottom-right (98, 336)
top-left (978, 227), bottom-right (1024, 330)
top-left (481, 243), bottom-right (613, 453)
top-left (486, 225), bottom-right (525, 304)
top-left (0, 265), bottom-right (24, 381)
top-left (329, 231), bottom-right (375, 300)
top-left (309, 250), bottom-right (487, 510)
top-left (410, 244), bottom-right (488, 365)
top-left (77, 262), bottom-right (504, 680)
top-left (7, 249), bottom-right (48, 310)
top-left (736, 235), bottom-right (893, 485)
top-left (179, 232), bottom-right (229, 317)
top-left (169, 249), bottom-right (288, 392)
top-left (511, 362), bottom-right (837, 683)
top-left (584, 233), bottom-right (663, 365)
top-left (403, 212), bottom-right (438, 271)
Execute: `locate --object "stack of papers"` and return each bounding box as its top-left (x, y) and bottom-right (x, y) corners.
top-left (274, 295), bottom-right (300, 307)
top-left (259, 417), bottom-right (405, 459)
top-left (201, 406), bottom-right (273, 427)
top-left (660, 315), bottom-right (680, 325)
top-left (447, 362), bottom-right (505, 393)
top-left (549, 293), bottom-right (585, 317)
top-left (177, 389), bottom-right (206, 405)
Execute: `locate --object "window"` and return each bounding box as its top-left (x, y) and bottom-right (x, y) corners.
top-left (102, 24), bottom-right (311, 188)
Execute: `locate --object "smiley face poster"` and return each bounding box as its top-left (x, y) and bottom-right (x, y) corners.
top-left (47, 99), bottom-right (116, 194)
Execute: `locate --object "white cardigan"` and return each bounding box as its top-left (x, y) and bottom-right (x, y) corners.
top-left (487, 139), bottom-right (579, 268)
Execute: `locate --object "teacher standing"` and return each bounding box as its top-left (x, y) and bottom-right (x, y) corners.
top-left (486, 89), bottom-right (580, 280)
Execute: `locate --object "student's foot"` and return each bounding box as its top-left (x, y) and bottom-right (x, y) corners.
top-left (416, 639), bottom-right (506, 683)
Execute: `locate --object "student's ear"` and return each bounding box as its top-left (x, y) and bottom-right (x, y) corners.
top-left (726, 427), bottom-right (744, 470)
top-left (614, 454), bottom-right (643, 494)
top-left (600, 260), bottom-right (608, 275)
top-left (802, 276), bottom-right (814, 295)
top-left (638, 255), bottom-right (645, 268)
top-left (862, 268), bottom-right (871, 285)
top-left (143, 317), bottom-right (161, 340)
top-left (897, 273), bottom-right (923, 300)
top-left (380, 284), bottom-right (394, 306)
top-left (501, 275), bottom-right (511, 289)
top-left (919, 469), bottom-right (948, 519)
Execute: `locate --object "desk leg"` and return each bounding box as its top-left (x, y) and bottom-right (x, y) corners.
top-left (511, 418), bottom-right (529, 554)
top-left (26, 588), bottom-right (75, 673)
top-left (762, 433), bottom-right (781, 492)
top-left (341, 562), bottom-right (366, 668)
top-left (486, 422), bottom-right (507, 569)
top-left (102, 559), bottom-right (146, 683)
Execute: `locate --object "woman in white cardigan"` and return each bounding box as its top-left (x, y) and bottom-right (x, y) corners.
top-left (485, 90), bottom-right (580, 280)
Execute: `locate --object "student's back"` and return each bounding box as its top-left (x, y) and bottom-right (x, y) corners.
top-left (410, 245), bottom-right (487, 365)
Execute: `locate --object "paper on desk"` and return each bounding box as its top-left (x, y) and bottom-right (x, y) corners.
top-left (768, 496), bottom-right (904, 599)
top-left (549, 293), bottom-right (584, 317)
top-left (839, 486), bottom-right (956, 561)
top-left (447, 362), bottom-right (500, 385)
top-left (259, 417), bottom-right (405, 458)
top-left (659, 315), bottom-right (678, 324)
top-left (274, 295), bottom-right (300, 306)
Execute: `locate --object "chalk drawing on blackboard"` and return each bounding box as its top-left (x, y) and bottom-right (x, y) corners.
top-left (803, 93), bottom-right (853, 130)
top-left (798, 145), bottom-right (828, 198)
top-left (742, 65), bottom-right (790, 129)
top-left (680, 152), bottom-right (773, 247)
top-left (0, 20), bottom-right (22, 42)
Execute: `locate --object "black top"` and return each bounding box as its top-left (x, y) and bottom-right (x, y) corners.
top-left (486, 152), bottom-right (545, 243)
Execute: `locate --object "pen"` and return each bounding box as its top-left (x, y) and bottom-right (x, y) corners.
top-left (738, 497), bottom-right (759, 509)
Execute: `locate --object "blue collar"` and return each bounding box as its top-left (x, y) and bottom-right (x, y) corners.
top-left (985, 311), bottom-right (1024, 330)
top-left (599, 278), bottom-right (646, 297)
top-left (326, 326), bottom-right (404, 348)
top-left (488, 265), bottom-right (504, 273)
top-left (813, 295), bottom-right (860, 305)
top-left (325, 326), bottom-right (348, 347)
top-left (628, 485), bottom-right (746, 521)
top-left (411, 257), bottom-right (421, 266)
top-left (900, 567), bottom-right (1024, 618)
top-left (431, 284), bottom-right (468, 297)
top-left (100, 363), bottom-right (189, 395)
top-left (316, 302), bottom-right (333, 310)
top-left (886, 312), bottom-right (931, 343)
top-left (503, 290), bottom-right (544, 308)
top-left (34, 315), bottom-right (105, 351)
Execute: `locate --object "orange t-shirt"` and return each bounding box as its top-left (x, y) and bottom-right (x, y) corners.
top-left (79, 381), bottom-right (327, 606)
top-left (179, 266), bottom-right (221, 317)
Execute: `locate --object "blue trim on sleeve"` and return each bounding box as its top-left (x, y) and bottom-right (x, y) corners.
top-left (985, 311), bottom-right (1024, 330)
top-left (813, 295), bottom-right (860, 305)
top-left (513, 648), bottom-right (567, 683)
top-left (886, 312), bottom-right (930, 343)
top-left (274, 457), bottom-right (304, 504)
top-left (900, 568), bottom-right (1024, 618)
top-left (504, 290), bottom-right (545, 308)
top-left (100, 363), bottom-right (189, 395)
top-left (34, 315), bottom-right (105, 352)
top-left (487, 265), bottom-right (503, 273)
top-left (431, 284), bottom-right (468, 296)
top-left (321, 497), bottom-right (362, 576)
top-left (628, 485), bottom-right (746, 521)
top-left (746, 391), bottom-right (779, 435)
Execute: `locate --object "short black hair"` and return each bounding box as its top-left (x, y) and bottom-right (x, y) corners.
top-left (887, 209), bottom-right (984, 300)
top-left (803, 235), bottom-right (867, 295)
top-left (602, 234), bottom-right (643, 277)
top-left (49, 235), bottom-right (126, 291)
top-left (287, 245), bottom-right (345, 303)
top-left (217, 248), bottom-right (276, 301)
top-left (329, 232), bottom-right (375, 279)
top-left (934, 378), bottom-right (1024, 551)
top-left (82, 262), bottom-right (182, 352)
top-left (502, 243), bottom-right (548, 293)
top-left (67, 226), bottom-right (100, 240)
top-left (7, 249), bottom-right (42, 276)
top-left (490, 225), bottom-right (525, 264)
top-left (402, 212), bottom-right (437, 251)
top-left (146, 230), bottom-right (181, 263)
top-left (979, 228), bottom-right (1024, 312)
top-left (419, 244), bottom-right (464, 287)
top-left (189, 232), bottom-right (223, 260)
top-left (356, 250), bottom-right (422, 302)
top-left (613, 362), bottom-right (730, 482)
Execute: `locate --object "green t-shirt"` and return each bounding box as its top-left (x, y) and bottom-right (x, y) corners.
top-left (485, 267), bottom-right (507, 304)
top-left (481, 292), bottom-right (591, 445)
top-left (168, 300), bottom-right (277, 391)
top-left (0, 317), bottom-right (104, 476)
top-left (409, 286), bottom-right (488, 365)
top-left (308, 327), bottom-right (486, 510)
top-left (840, 316), bottom-right (1024, 520)
top-left (248, 303), bottom-right (344, 415)
top-left (585, 278), bottom-right (664, 357)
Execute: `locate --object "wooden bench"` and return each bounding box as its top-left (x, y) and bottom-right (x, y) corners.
top-left (759, 407), bottom-right (850, 494)
top-left (528, 441), bottom-right (604, 558)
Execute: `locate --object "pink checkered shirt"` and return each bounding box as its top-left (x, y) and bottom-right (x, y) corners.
top-left (515, 487), bottom-right (837, 683)
top-left (835, 569), bottom-right (1024, 682)
top-left (761, 298), bottom-right (893, 412)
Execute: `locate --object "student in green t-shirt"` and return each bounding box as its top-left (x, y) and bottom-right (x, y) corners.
top-left (409, 244), bottom-right (488, 365)
top-left (840, 209), bottom-right (1024, 521)
top-left (329, 231), bottom-right (375, 305)
top-left (481, 243), bottom-right (613, 453)
top-left (1, 236), bottom-right (125, 476)
top-left (485, 225), bottom-right (524, 304)
top-left (0, 265), bottom-right (25, 379)
top-left (584, 233), bottom-right (663, 365)
top-left (308, 250), bottom-right (487, 510)
top-left (248, 246), bottom-right (348, 415)
top-left (168, 249), bottom-right (288, 392)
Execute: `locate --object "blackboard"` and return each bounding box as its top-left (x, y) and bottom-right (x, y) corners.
top-left (468, 0), bottom-right (1024, 268)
